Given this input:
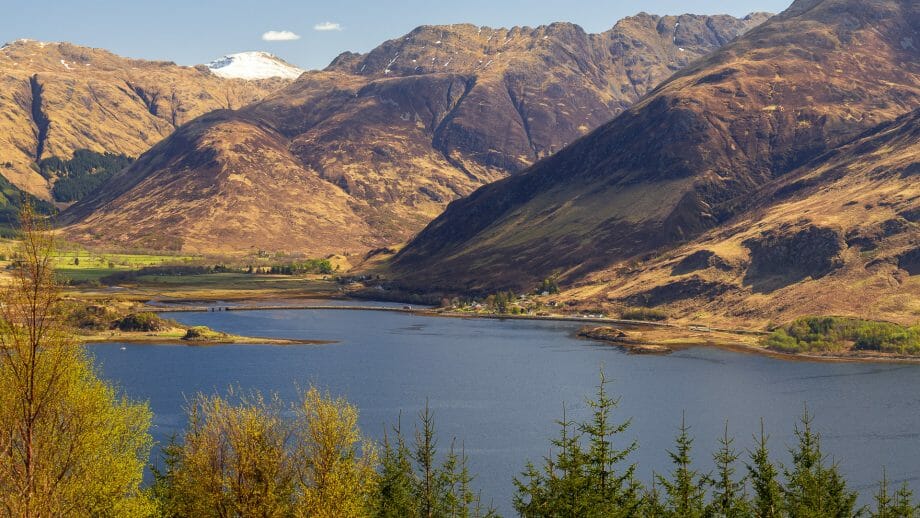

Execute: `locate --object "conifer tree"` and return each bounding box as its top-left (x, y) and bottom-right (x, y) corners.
top-left (579, 371), bottom-right (641, 516)
top-left (892, 483), bottom-right (918, 517)
top-left (514, 404), bottom-right (589, 517)
top-left (408, 402), bottom-right (495, 517)
top-left (707, 422), bottom-right (748, 518)
top-left (747, 420), bottom-right (783, 518)
top-left (643, 479), bottom-right (668, 518)
top-left (657, 413), bottom-right (707, 518)
top-left (375, 416), bottom-right (418, 517)
top-left (874, 469), bottom-right (893, 518)
top-left (783, 405), bottom-right (857, 517)
top-left (414, 401), bottom-right (440, 517)
top-left (436, 440), bottom-right (495, 517)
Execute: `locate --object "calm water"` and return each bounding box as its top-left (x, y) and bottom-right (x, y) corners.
top-left (90, 309), bottom-right (920, 513)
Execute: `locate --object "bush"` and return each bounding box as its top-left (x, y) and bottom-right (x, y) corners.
top-left (114, 312), bottom-right (170, 332)
top-left (536, 276), bottom-right (560, 295)
top-left (182, 326), bottom-right (225, 341)
top-left (621, 307), bottom-right (669, 321)
top-left (65, 303), bottom-right (119, 330)
top-left (763, 316), bottom-right (920, 354)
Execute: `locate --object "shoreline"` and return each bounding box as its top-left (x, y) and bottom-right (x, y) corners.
top-left (79, 328), bottom-right (336, 347)
top-left (134, 300), bottom-right (920, 365)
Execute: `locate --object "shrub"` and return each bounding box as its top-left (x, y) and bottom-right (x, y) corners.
top-left (114, 312), bottom-right (170, 332)
top-left (763, 316), bottom-right (920, 354)
top-left (182, 326), bottom-right (226, 341)
top-left (65, 303), bottom-right (119, 330)
top-left (621, 307), bottom-right (669, 321)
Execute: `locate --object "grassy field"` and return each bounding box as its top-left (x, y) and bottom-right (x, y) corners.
top-left (64, 271), bottom-right (341, 303)
top-left (0, 239), bottom-right (199, 283)
top-left (0, 239), bottom-right (345, 303)
top-left (50, 250), bottom-right (199, 282)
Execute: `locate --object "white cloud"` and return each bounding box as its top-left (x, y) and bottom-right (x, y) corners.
top-left (261, 30), bottom-right (301, 41)
top-left (313, 22), bottom-right (343, 32)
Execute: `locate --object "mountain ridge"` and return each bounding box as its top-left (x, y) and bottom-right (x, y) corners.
top-left (60, 12), bottom-right (770, 253)
top-left (0, 40), bottom-right (293, 200)
top-left (387, 0), bottom-right (919, 326)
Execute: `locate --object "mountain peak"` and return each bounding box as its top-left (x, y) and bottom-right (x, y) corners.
top-left (206, 51), bottom-right (304, 80)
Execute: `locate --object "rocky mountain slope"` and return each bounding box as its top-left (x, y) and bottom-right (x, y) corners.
top-left (60, 13), bottom-right (770, 253)
top-left (0, 40), bottom-right (291, 200)
top-left (568, 107), bottom-right (920, 328)
top-left (390, 0), bottom-right (919, 326)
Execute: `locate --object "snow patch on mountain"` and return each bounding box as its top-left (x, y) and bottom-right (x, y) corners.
top-left (206, 51), bottom-right (304, 80)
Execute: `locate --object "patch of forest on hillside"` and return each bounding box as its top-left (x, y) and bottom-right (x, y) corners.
top-left (40, 149), bottom-right (132, 203)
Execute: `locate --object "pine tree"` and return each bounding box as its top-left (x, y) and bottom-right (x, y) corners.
top-left (657, 413), bottom-right (707, 518)
top-left (783, 405), bottom-right (858, 517)
top-left (436, 440), bottom-right (495, 517)
top-left (707, 422), bottom-right (748, 518)
top-left (643, 479), bottom-right (668, 518)
top-left (874, 468), bottom-right (893, 518)
top-left (578, 371), bottom-right (641, 516)
top-left (747, 420), bottom-right (783, 518)
top-left (892, 483), bottom-right (918, 517)
top-left (513, 404), bottom-right (590, 517)
top-left (375, 416), bottom-right (418, 517)
top-left (414, 401), bottom-right (439, 517)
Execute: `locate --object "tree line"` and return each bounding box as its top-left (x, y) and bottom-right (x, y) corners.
top-left (39, 149), bottom-right (133, 203)
top-left (0, 205), bottom-right (918, 517)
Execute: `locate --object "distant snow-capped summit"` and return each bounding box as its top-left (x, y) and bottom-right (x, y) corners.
top-left (206, 51), bottom-right (303, 80)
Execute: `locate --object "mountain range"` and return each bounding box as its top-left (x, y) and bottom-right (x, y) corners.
top-left (0, 40), bottom-right (294, 202)
top-left (57, 13), bottom-right (769, 252)
top-left (390, 0), bottom-right (919, 327)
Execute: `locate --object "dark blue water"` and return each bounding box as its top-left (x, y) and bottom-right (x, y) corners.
top-left (89, 309), bottom-right (920, 514)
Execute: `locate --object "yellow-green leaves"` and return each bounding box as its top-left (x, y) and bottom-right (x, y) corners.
top-left (0, 204), bottom-right (153, 517)
top-left (294, 387), bottom-right (379, 518)
top-left (155, 387), bottom-right (379, 518)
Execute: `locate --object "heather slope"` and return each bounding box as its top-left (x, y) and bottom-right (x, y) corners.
top-left (0, 40), bottom-right (289, 199)
top-left (60, 14), bottom-right (768, 253)
top-left (391, 0), bottom-right (920, 300)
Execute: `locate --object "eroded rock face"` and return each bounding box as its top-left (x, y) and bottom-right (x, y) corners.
top-left (624, 277), bottom-right (733, 306)
top-left (743, 225), bottom-right (845, 292)
top-left (899, 248), bottom-right (920, 275)
top-left (671, 250), bottom-right (732, 275)
top-left (845, 218), bottom-right (910, 250)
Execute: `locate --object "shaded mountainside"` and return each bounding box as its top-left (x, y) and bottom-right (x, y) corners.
top-left (569, 107), bottom-right (920, 328)
top-left (390, 0), bottom-right (920, 318)
top-left (0, 40), bottom-right (290, 200)
top-left (60, 13), bottom-right (769, 253)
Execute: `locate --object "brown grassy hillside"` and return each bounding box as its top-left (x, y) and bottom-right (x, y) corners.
top-left (566, 108), bottom-right (919, 328)
top-left (59, 14), bottom-right (769, 253)
top-left (391, 0), bottom-right (920, 317)
top-left (0, 40), bottom-right (290, 199)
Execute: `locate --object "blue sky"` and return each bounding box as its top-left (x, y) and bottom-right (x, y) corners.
top-left (3, 0), bottom-right (793, 70)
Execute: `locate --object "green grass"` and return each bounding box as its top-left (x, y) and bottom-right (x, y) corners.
top-left (764, 316), bottom-right (920, 354)
top-left (48, 250), bottom-right (199, 283)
